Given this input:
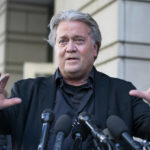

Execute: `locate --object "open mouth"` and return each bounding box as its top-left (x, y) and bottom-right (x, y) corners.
top-left (67, 58), bottom-right (77, 60)
top-left (66, 56), bottom-right (79, 60)
top-left (66, 57), bottom-right (79, 63)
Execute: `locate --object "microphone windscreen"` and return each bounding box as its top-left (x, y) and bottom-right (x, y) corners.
top-left (106, 115), bottom-right (128, 139)
top-left (54, 114), bottom-right (72, 137)
top-left (72, 122), bottom-right (89, 141)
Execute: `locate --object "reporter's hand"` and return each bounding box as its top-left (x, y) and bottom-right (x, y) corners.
top-left (129, 88), bottom-right (150, 103)
top-left (0, 73), bottom-right (22, 110)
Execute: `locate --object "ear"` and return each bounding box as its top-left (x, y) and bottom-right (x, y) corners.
top-left (93, 42), bottom-right (98, 58)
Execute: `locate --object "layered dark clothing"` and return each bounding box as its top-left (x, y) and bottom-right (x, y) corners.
top-left (0, 69), bottom-right (150, 150)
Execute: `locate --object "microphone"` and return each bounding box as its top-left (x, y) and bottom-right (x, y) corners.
top-left (140, 139), bottom-right (150, 150)
top-left (53, 114), bottom-right (72, 150)
top-left (106, 115), bottom-right (143, 150)
top-left (78, 112), bottom-right (112, 150)
top-left (38, 108), bottom-right (54, 150)
top-left (103, 128), bottom-right (122, 150)
top-left (72, 121), bottom-right (88, 150)
top-left (103, 128), bottom-right (114, 140)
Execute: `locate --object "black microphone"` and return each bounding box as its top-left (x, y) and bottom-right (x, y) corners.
top-left (53, 114), bottom-right (72, 150)
top-left (103, 128), bottom-right (122, 150)
top-left (72, 121), bottom-right (88, 150)
top-left (106, 115), bottom-right (143, 150)
top-left (38, 108), bottom-right (54, 150)
top-left (78, 112), bottom-right (112, 150)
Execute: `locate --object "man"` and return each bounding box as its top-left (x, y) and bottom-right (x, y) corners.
top-left (0, 10), bottom-right (150, 150)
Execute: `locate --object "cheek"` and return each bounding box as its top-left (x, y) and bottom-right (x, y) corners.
top-left (82, 50), bottom-right (96, 65)
top-left (81, 46), bottom-right (95, 58)
top-left (55, 49), bottom-right (63, 66)
top-left (58, 52), bottom-right (66, 68)
top-left (55, 47), bottom-right (64, 59)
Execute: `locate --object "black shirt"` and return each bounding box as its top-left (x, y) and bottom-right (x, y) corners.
top-left (47, 68), bottom-right (96, 150)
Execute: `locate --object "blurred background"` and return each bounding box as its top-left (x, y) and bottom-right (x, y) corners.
top-left (0, 0), bottom-right (150, 148)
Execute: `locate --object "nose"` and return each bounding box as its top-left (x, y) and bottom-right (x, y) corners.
top-left (66, 40), bottom-right (77, 52)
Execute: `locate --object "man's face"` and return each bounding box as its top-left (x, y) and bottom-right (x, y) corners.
top-left (55, 21), bottom-right (98, 80)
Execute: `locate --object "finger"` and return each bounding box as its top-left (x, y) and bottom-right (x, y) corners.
top-left (0, 74), bottom-right (10, 93)
top-left (0, 98), bottom-right (22, 110)
top-left (146, 88), bottom-right (150, 94)
top-left (129, 90), bottom-right (145, 98)
top-left (129, 90), bottom-right (150, 101)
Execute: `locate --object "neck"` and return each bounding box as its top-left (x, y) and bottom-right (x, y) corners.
top-left (64, 77), bottom-right (88, 86)
top-left (59, 67), bottom-right (93, 86)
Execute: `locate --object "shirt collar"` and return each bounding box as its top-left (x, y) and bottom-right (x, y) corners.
top-left (55, 67), bottom-right (95, 87)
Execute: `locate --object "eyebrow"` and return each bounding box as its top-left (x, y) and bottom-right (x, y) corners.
top-left (58, 35), bottom-right (87, 40)
top-left (57, 35), bottom-right (67, 39)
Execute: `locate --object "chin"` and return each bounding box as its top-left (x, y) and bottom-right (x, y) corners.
top-left (65, 70), bottom-right (78, 74)
top-left (65, 66), bottom-right (81, 73)
top-left (64, 65), bottom-right (82, 72)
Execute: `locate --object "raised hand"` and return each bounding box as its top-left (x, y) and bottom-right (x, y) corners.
top-left (129, 88), bottom-right (150, 103)
top-left (0, 73), bottom-right (22, 110)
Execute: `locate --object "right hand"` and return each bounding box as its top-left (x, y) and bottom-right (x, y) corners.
top-left (0, 73), bottom-right (22, 110)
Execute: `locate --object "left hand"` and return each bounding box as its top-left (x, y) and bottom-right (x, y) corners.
top-left (129, 88), bottom-right (150, 103)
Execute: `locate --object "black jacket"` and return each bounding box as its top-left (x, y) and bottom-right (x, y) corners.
top-left (0, 69), bottom-right (150, 150)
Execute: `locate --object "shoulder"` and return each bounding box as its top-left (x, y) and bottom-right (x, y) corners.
top-left (11, 75), bottom-right (55, 97)
top-left (95, 70), bottom-right (136, 90)
top-left (14, 76), bottom-right (53, 88)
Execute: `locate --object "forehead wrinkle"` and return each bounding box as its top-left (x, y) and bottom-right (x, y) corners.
top-left (57, 32), bottom-right (91, 40)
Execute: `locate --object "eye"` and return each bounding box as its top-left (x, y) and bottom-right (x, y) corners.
top-left (58, 39), bottom-right (68, 46)
top-left (59, 39), bottom-right (66, 43)
top-left (77, 38), bottom-right (84, 42)
top-left (75, 38), bottom-right (85, 44)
